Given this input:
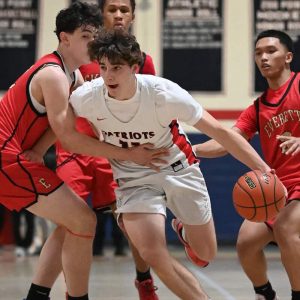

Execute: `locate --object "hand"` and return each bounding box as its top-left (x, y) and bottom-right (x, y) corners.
top-left (277, 135), bottom-right (300, 156)
top-left (129, 143), bottom-right (169, 171)
top-left (22, 149), bottom-right (44, 164)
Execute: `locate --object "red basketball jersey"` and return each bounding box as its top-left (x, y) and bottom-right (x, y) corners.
top-left (0, 51), bottom-right (69, 211)
top-left (236, 72), bottom-right (300, 188)
top-left (0, 52), bottom-right (68, 157)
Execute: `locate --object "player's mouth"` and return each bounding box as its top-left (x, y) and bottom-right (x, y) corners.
top-left (261, 63), bottom-right (270, 70)
top-left (108, 84), bottom-right (118, 89)
top-left (114, 22), bottom-right (124, 28)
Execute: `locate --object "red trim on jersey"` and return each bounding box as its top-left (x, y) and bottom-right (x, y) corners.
top-left (169, 120), bottom-right (199, 165)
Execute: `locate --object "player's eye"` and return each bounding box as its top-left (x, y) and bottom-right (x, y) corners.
top-left (120, 8), bottom-right (130, 13)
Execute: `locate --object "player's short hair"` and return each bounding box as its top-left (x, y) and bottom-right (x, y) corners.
top-left (99, 0), bottom-right (136, 13)
top-left (255, 30), bottom-right (294, 53)
top-left (55, 1), bottom-right (102, 41)
top-left (89, 30), bottom-right (142, 66)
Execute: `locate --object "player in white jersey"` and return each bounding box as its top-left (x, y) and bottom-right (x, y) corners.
top-left (70, 30), bottom-right (272, 300)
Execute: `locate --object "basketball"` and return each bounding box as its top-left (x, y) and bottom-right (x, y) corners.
top-left (232, 170), bottom-right (286, 222)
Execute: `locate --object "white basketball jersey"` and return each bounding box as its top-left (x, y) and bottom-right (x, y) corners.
top-left (71, 74), bottom-right (202, 179)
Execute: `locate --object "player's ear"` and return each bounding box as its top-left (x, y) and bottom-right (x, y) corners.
top-left (132, 63), bottom-right (139, 74)
top-left (60, 32), bottom-right (70, 47)
top-left (286, 52), bottom-right (293, 64)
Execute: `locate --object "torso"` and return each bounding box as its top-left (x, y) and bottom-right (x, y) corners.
top-left (236, 72), bottom-right (300, 187)
top-left (0, 52), bottom-right (70, 155)
top-left (70, 75), bottom-right (199, 179)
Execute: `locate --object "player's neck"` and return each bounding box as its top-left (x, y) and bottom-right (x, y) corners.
top-left (111, 76), bottom-right (137, 101)
top-left (55, 46), bottom-right (78, 74)
top-left (124, 76), bottom-right (137, 100)
top-left (267, 69), bottom-right (292, 90)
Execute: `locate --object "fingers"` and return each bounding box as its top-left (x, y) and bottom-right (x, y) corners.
top-left (284, 186), bottom-right (288, 198)
top-left (141, 143), bottom-right (170, 155)
top-left (151, 151), bottom-right (169, 159)
top-left (278, 139), bottom-right (300, 156)
top-left (276, 135), bottom-right (290, 141)
top-left (141, 143), bottom-right (154, 149)
top-left (146, 162), bottom-right (160, 172)
top-left (150, 158), bottom-right (168, 165)
top-left (285, 143), bottom-right (300, 156)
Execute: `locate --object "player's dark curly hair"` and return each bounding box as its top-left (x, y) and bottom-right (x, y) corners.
top-left (89, 30), bottom-right (142, 66)
top-left (55, 1), bottom-right (102, 41)
top-left (99, 0), bottom-right (136, 13)
top-left (256, 30), bottom-right (294, 53)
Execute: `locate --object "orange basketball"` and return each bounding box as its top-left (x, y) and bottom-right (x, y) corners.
top-left (232, 170), bottom-right (286, 222)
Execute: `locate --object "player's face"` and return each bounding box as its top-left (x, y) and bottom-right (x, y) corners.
top-left (64, 25), bottom-right (98, 66)
top-left (255, 37), bottom-right (292, 80)
top-left (102, 0), bottom-right (134, 32)
top-left (100, 56), bottom-right (138, 100)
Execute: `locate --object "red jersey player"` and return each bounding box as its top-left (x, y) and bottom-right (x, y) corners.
top-left (194, 30), bottom-right (300, 300)
top-left (0, 3), bottom-right (98, 300)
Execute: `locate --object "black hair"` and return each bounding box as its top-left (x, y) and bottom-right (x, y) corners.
top-left (89, 29), bottom-right (142, 66)
top-left (99, 0), bottom-right (136, 13)
top-left (55, 1), bottom-right (102, 41)
top-left (255, 30), bottom-right (294, 53)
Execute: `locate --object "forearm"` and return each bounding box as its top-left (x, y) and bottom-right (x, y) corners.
top-left (60, 131), bottom-right (130, 160)
top-left (193, 139), bottom-right (228, 158)
top-left (215, 129), bottom-right (270, 172)
top-left (32, 128), bottom-right (57, 156)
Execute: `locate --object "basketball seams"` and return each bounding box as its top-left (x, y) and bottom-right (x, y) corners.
top-left (232, 170), bottom-right (286, 222)
top-left (253, 170), bottom-right (269, 221)
top-left (235, 180), bottom-right (258, 220)
top-left (273, 176), bottom-right (286, 213)
top-left (273, 175), bottom-right (279, 213)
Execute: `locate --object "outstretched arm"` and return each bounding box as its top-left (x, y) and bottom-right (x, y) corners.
top-left (193, 110), bottom-right (270, 172)
top-left (193, 126), bottom-right (249, 158)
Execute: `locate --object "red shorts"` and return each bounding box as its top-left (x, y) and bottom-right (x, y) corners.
top-left (56, 152), bottom-right (116, 210)
top-left (0, 153), bottom-right (63, 212)
top-left (266, 183), bottom-right (300, 228)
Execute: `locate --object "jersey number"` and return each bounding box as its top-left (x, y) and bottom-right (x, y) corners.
top-left (119, 140), bottom-right (140, 148)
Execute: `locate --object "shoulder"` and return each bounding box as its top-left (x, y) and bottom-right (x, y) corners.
top-left (72, 77), bottom-right (104, 99)
top-left (153, 76), bottom-right (187, 96)
top-left (137, 74), bottom-right (177, 88)
top-left (34, 65), bottom-right (68, 88)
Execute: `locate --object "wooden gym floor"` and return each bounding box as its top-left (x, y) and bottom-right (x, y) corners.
top-left (0, 244), bottom-right (290, 300)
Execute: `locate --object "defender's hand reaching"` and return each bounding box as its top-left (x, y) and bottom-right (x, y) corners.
top-left (129, 143), bottom-right (169, 171)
